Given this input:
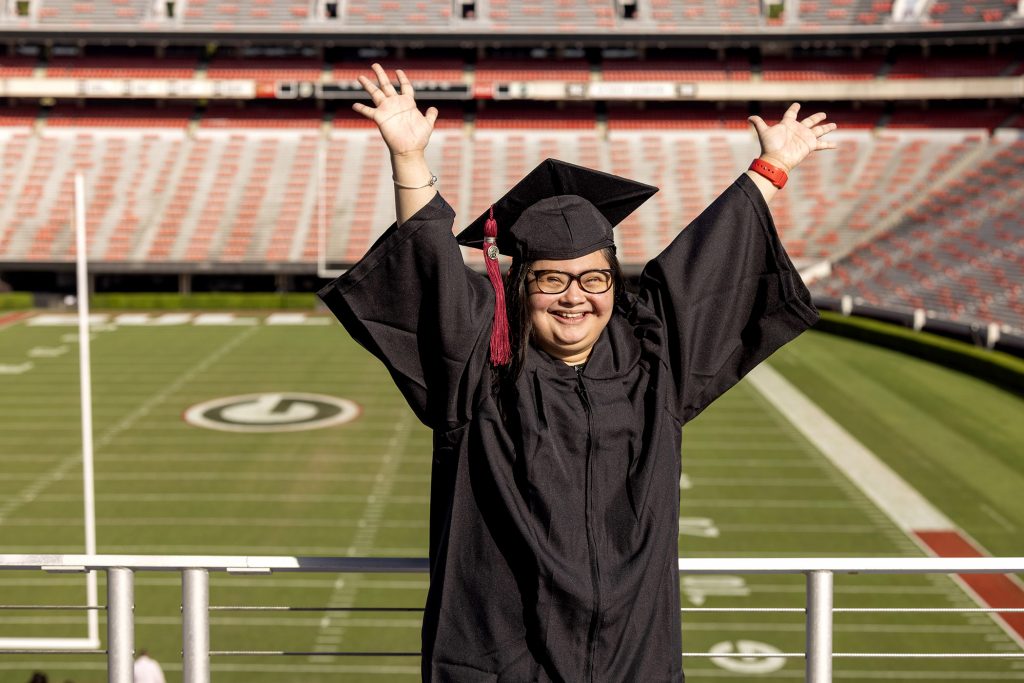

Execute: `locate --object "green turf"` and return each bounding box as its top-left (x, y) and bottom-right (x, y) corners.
top-left (1, 318), bottom-right (1021, 682)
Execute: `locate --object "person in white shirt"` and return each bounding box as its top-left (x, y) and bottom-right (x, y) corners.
top-left (133, 650), bottom-right (166, 683)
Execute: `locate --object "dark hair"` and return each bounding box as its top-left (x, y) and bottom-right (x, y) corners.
top-left (497, 246), bottom-right (626, 387)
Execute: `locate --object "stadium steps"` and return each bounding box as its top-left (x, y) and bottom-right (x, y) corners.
top-left (187, 134), bottom-right (253, 261)
top-left (26, 134), bottom-right (79, 260)
top-left (0, 131), bottom-right (37, 255)
top-left (270, 133), bottom-right (318, 263)
top-left (159, 136), bottom-right (223, 260)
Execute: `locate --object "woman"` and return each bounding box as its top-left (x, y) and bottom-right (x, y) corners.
top-left (319, 64), bottom-right (836, 682)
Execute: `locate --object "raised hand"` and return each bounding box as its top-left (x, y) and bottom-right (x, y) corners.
top-left (353, 63), bottom-right (439, 157)
top-left (747, 103), bottom-right (837, 173)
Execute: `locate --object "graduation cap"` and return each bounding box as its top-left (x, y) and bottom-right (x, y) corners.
top-left (455, 158), bottom-right (658, 366)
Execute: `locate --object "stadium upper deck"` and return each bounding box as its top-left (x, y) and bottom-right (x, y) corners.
top-left (0, 0), bottom-right (1021, 37)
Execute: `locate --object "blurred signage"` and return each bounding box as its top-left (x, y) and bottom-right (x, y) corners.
top-left (0, 78), bottom-right (256, 99)
top-left (494, 81), bottom-right (696, 100)
top-left (276, 81), bottom-right (471, 100)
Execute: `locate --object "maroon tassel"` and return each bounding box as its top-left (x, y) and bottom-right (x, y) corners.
top-left (484, 206), bottom-right (511, 366)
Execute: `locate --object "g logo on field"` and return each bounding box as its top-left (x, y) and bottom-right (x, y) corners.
top-left (184, 393), bottom-right (360, 433)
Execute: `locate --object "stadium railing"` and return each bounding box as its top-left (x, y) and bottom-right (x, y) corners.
top-left (1, 554), bottom-right (1023, 683)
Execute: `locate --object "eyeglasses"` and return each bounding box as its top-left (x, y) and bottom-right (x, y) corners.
top-left (528, 269), bottom-right (615, 295)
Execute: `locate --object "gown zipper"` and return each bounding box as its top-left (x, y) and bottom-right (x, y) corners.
top-left (576, 367), bottom-right (601, 682)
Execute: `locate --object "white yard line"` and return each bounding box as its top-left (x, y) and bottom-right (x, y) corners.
top-left (32, 493), bottom-right (430, 504)
top-left (745, 364), bottom-right (954, 532)
top-left (747, 363), bottom-right (1023, 650)
top-left (0, 326), bottom-right (259, 526)
top-left (310, 409), bottom-right (417, 662)
top-left (2, 517), bottom-right (429, 528)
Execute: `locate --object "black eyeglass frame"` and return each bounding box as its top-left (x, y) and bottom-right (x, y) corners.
top-left (527, 268), bottom-right (616, 295)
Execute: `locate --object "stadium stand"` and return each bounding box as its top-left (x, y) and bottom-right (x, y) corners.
top-left (927, 0), bottom-right (1019, 24)
top-left (45, 55), bottom-right (199, 78)
top-left (760, 55), bottom-right (883, 80)
top-left (36, 0), bottom-right (150, 25)
top-left (601, 57), bottom-right (751, 81)
top-left (798, 0), bottom-right (893, 26)
top-left (342, 0), bottom-right (453, 27)
top-left (485, 0), bottom-right (617, 29)
top-left (887, 55), bottom-right (1018, 78)
top-left (812, 132), bottom-right (1024, 331)
top-left (0, 55), bottom-right (39, 76)
top-left (474, 58), bottom-right (591, 91)
top-left (204, 57), bottom-right (326, 81)
top-left (645, 0), bottom-right (764, 28)
top-left (474, 102), bottom-right (596, 129)
top-left (331, 59), bottom-right (464, 83)
top-left (181, 0), bottom-right (313, 27)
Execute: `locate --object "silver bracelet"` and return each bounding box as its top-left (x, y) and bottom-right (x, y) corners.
top-left (393, 174), bottom-right (438, 190)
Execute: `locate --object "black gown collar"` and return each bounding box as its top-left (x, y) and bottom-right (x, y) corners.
top-left (527, 312), bottom-right (640, 381)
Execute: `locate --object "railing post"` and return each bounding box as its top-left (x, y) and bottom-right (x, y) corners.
top-left (107, 567), bottom-right (134, 683)
top-left (806, 570), bottom-right (833, 683)
top-left (182, 568), bottom-right (211, 683)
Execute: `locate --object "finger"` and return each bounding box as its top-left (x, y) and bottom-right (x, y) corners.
top-left (801, 112), bottom-right (828, 127)
top-left (811, 122), bottom-right (838, 138)
top-left (747, 115), bottom-right (769, 136)
top-left (425, 106), bottom-right (439, 127)
top-left (357, 74), bottom-right (385, 105)
top-left (371, 63), bottom-right (397, 96)
top-left (396, 69), bottom-right (415, 97)
top-left (816, 140), bottom-right (838, 151)
top-left (352, 102), bottom-right (375, 119)
top-left (782, 102), bottom-right (801, 121)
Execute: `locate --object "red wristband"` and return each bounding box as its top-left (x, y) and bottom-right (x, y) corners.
top-left (749, 158), bottom-right (788, 189)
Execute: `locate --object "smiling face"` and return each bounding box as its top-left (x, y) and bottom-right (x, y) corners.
top-left (527, 250), bottom-right (616, 365)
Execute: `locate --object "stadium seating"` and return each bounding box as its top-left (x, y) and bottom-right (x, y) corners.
top-left (204, 57), bottom-right (325, 81)
top-left (811, 132), bottom-right (1024, 330)
top-left (798, 0), bottom-right (892, 26)
top-left (1, 100), bottom-right (1022, 331)
top-left (45, 56), bottom-right (199, 78)
top-left (601, 57), bottom-right (750, 81)
top-left (887, 55), bottom-right (1017, 78)
top-left (645, 0), bottom-right (763, 28)
top-left (474, 59), bottom-right (591, 91)
top-left (484, 0), bottom-right (616, 29)
top-left (0, 55), bottom-right (39, 76)
top-left (927, 0), bottom-right (1017, 24)
top-left (181, 0), bottom-right (313, 27)
top-left (342, 0), bottom-right (453, 27)
top-left (36, 0), bottom-right (150, 25)
top-left (760, 56), bottom-right (882, 80)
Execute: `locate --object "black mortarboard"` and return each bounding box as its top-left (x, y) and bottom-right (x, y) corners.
top-left (456, 158), bottom-right (659, 261)
top-left (455, 159), bottom-right (658, 366)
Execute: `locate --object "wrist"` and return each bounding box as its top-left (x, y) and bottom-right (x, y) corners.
top-left (391, 149), bottom-right (427, 163)
top-left (758, 155), bottom-right (791, 174)
top-left (749, 157), bottom-right (789, 189)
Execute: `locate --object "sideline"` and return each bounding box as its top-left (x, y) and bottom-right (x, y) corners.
top-left (747, 363), bottom-right (1024, 649)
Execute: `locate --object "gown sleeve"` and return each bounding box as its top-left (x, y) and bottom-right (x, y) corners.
top-left (317, 193), bottom-right (493, 431)
top-left (638, 173), bottom-right (819, 425)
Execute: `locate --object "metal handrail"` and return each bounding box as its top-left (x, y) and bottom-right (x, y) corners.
top-left (2, 554), bottom-right (1023, 683)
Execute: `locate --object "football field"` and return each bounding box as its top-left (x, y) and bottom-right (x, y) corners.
top-left (1, 311), bottom-right (1022, 682)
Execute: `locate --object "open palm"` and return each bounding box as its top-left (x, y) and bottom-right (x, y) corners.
top-left (748, 103), bottom-right (838, 172)
top-left (353, 64), bottom-right (439, 157)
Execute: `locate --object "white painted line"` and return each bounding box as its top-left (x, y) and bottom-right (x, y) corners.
top-left (192, 313), bottom-right (258, 326)
top-left (0, 362), bottom-right (33, 375)
top-left (0, 326), bottom-right (260, 525)
top-left (266, 313), bottom-right (332, 325)
top-left (28, 314), bottom-right (110, 326)
top-left (27, 345), bottom-right (68, 358)
top-left (746, 364), bottom-right (954, 532)
top-left (980, 504), bottom-right (1017, 532)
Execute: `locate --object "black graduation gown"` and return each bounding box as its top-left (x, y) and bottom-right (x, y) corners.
top-left (318, 173), bottom-right (818, 682)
